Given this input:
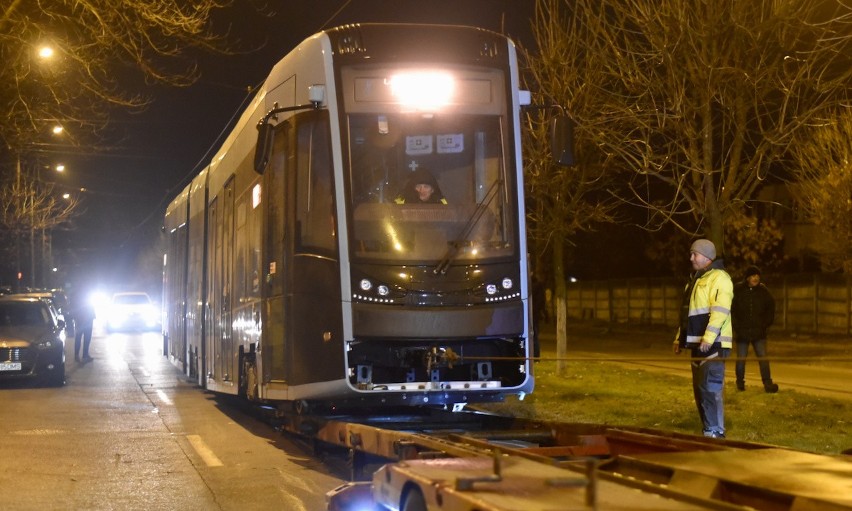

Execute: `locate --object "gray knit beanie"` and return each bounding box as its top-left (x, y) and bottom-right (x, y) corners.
top-left (690, 239), bottom-right (716, 260)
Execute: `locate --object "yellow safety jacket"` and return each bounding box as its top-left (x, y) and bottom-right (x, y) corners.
top-left (678, 262), bottom-right (733, 350)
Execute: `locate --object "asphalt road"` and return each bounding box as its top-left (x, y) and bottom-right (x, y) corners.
top-left (0, 328), bottom-right (343, 511)
top-left (539, 321), bottom-right (852, 402)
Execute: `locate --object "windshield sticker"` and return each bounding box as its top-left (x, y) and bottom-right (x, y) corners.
top-left (405, 135), bottom-right (433, 155)
top-left (437, 133), bottom-right (464, 154)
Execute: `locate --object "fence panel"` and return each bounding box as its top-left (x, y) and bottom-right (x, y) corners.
top-left (566, 273), bottom-right (852, 335)
top-left (816, 274), bottom-right (850, 334)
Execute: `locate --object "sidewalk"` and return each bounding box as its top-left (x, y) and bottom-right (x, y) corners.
top-left (538, 320), bottom-right (852, 402)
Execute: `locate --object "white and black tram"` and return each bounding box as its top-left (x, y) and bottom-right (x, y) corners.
top-left (162, 23), bottom-right (571, 410)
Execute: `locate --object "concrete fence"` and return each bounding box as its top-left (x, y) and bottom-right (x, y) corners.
top-left (566, 273), bottom-right (852, 335)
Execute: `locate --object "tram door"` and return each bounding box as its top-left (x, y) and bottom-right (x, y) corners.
top-left (261, 111), bottom-right (342, 388)
top-left (263, 128), bottom-right (288, 384)
top-left (207, 178), bottom-right (235, 383)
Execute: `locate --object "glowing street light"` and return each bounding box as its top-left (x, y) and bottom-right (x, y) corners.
top-left (37, 46), bottom-right (55, 59)
top-left (55, 164), bottom-right (65, 172)
top-left (52, 125), bottom-right (64, 135)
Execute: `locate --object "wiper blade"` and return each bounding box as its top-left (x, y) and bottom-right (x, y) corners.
top-left (434, 179), bottom-right (502, 275)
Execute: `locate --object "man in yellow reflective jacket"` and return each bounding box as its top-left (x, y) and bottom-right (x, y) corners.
top-left (673, 239), bottom-right (733, 438)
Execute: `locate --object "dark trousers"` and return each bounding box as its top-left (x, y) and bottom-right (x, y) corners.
top-left (690, 348), bottom-right (729, 435)
top-left (74, 327), bottom-right (92, 359)
top-left (735, 337), bottom-right (772, 384)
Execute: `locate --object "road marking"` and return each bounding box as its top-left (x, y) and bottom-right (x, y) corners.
top-left (156, 389), bottom-right (173, 405)
top-left (187, 434), bottom-right (224, 467)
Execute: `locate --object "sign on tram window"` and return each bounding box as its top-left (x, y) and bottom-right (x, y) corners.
top-left (405, 135), bottom-right (432, 155)
top-left (437, 133), bottom-right (464, 154)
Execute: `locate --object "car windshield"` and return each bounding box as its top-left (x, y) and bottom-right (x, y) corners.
top-left (0, 302), bottom-right (51, 327)
top-left (113, 294), bottom-right (150, 305)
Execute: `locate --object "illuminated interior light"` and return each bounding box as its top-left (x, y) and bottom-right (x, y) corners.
top-left (388, 71), bottom-right (454, 110)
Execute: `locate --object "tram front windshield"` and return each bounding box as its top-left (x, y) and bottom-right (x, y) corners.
top-left (349, 113), bottom-right (515, 263)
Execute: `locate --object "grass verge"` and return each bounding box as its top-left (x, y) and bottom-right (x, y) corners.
top-left (480, 359), bottom-right (851, 455)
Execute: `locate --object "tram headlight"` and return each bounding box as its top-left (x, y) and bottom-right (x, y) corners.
top-left (377, 285), bottom-right (390, 296)
top-left (501, 277), bottom-right (513, 290)
top-left (389, 71), bottom-right (454, 110)
top-left (359, 279), bottom-right (373, 291)
top-left (486, 284), bottom-right (498, 295)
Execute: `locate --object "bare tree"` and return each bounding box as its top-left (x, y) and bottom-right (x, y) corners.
top-left (789, 110), bottom-right (852, 273)
top-left (0, 1), bottom-right (249, 285)
top-left (522, 1), bottom-right (622, 373)
top-left (0, 0), bottom-right (238, 155)
top-left (530, 0), bottom-right (852, 256)
top-left (524, 0), bottom-right (852, 369)
top-left (0, 170), bottom-right (80, 287)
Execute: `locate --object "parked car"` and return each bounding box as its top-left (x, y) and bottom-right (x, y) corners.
top-left (106, 292), bottom-right (159, 332)
top-left (0, 295), bottom-right (66, 386)
top-left (15, 290), bottom-right (71, 333)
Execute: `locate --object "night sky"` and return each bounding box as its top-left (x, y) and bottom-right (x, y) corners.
top-left (52, 1), bottom-right (537, 295)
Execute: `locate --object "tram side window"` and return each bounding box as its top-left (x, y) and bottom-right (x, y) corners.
top-left (295, 112), bottom-right (336, 255)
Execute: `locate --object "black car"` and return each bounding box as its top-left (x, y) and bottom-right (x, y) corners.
top-left (0, 296), bottom-right (66, 386)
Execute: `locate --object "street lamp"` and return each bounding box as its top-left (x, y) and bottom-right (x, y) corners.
top-left (37, 45), bottom-right (55, 59)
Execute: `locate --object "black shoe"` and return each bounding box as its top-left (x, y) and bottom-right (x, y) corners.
top-left (764, 382), bottom-right (779, 393)
top-left (736, 381), bottom-right (745, 391)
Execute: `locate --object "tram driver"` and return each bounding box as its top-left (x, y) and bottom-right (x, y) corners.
top-left (394, 168), bottom-right (447, 204)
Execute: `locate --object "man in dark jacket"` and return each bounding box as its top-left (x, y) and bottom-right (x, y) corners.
top-left (731, 266), bottom-right (778, 393)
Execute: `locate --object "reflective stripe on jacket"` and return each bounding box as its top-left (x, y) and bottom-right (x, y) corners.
top-left (685, 265), bottom-right (733, 348)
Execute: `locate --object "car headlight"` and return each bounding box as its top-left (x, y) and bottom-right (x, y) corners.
top-left (36, 339), bottom-right (56, 350)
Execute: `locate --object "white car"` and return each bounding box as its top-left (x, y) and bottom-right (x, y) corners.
top-left (106, 292), bottom-right (159, 332)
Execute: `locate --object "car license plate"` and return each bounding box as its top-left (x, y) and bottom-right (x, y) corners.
top-left (0, 362), bottom-right (22, 371)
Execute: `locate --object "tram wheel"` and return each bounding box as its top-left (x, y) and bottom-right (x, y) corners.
top-left (239, 354), bottom-right (258, 401)
top-left (294, 399), bottom-right (310, 415)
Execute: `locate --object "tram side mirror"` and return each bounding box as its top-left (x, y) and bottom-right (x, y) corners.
top-left (551, 115), bottom-right (575, 166)
top-left (254, 120), bottom-right (274, 174)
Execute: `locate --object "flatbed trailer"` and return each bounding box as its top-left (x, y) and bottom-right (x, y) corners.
top-left (267, 408), bottom-right (851, 510)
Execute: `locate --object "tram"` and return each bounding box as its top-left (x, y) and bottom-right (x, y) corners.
top-left (162, 23), bottom-right (571, 409)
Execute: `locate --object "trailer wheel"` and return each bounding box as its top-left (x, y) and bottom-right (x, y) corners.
top-left (401, 486), bottom-right (427, 511)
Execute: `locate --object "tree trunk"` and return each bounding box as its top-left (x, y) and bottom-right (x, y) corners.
top-left (552, 238), bottom-right (568, 375)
